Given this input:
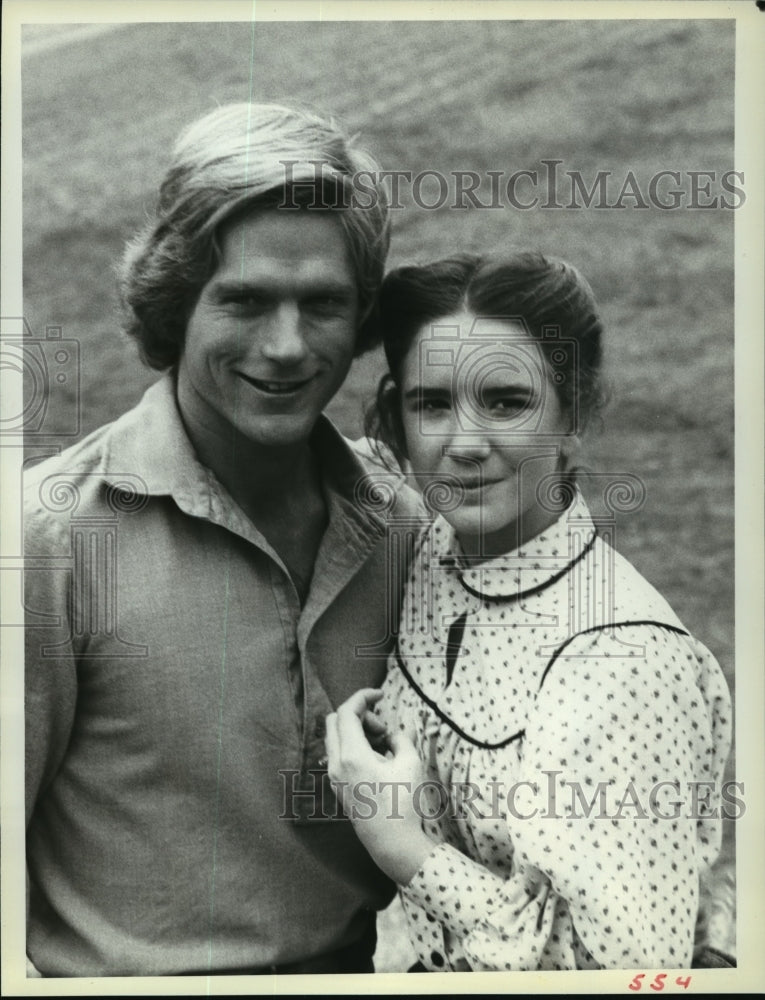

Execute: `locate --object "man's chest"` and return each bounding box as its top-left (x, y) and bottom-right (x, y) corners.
top-left (59, 508), bottom-right (391, 741)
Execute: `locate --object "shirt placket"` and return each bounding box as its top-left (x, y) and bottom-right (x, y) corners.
top-left (292, 490), bottom-right (387, 825)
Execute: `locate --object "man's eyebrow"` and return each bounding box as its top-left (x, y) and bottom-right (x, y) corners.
top-left (210, 278), bottom-right (356, 296)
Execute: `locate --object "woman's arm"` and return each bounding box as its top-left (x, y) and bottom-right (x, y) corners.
top-left (326, 688), bottom-right (565, 971)
top-left (506, 624), bottom-right (732, 969)
top-left (326, 623), bottom-right (731, 971)
top-left (325, 688), bottom-right (434, 885)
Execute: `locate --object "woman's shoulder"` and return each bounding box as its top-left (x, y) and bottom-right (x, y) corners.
top-left (591, 534), bottom-right (686, 632)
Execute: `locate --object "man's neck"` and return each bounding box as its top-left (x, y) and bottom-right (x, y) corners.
top-left (183, 416), bottom-right (329, 603)
top-left (189, 421), bottom-right (320, 517)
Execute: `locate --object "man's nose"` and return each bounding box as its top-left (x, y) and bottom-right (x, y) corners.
top-left (259, 304), bottom-right (309, 365)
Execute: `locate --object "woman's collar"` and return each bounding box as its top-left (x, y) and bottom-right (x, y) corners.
top-left (435, 489), bottom-right (598, 600)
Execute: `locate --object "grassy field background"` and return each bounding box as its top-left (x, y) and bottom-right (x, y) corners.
top-left (20, 16), bottom-right (736, 969)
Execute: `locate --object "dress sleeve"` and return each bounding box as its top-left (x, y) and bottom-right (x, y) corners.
top-left (401, 839), bottom-right (568, 970)
top-left (399, 624), bottom-right (732, 971)
top-left (375, 649), bottom-right (422, 744)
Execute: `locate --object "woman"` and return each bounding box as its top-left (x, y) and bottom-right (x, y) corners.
top-left (325, 252), bottom-right (732, 971)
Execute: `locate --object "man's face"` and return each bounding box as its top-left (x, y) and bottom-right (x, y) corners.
top-left (177, 208), bottom-right (359, 453)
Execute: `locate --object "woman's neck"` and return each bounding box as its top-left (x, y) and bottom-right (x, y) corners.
top-left (455, 505), bottom-right (564, 563)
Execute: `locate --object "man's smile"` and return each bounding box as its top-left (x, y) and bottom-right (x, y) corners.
top-left (238, 372), bottom-right (316, 395)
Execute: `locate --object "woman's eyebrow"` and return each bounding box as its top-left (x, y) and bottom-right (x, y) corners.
top-left (480, 384), bottom-right (536, 397)
top-left (402, 386), bottom-right (450, 400)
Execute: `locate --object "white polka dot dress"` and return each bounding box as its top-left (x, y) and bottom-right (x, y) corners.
top-left (376, 492), bottom-right (732, 971)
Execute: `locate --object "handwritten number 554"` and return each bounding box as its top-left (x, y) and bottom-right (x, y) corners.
top-left (628, 973), bottom-right (692, 991)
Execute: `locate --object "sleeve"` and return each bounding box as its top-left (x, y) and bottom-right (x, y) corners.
top-left (24, 503), bottom-right (79, 827)
top-left (399, 624), bottom-right (732, 971)
top-left (401, 841), bottom-right (567, 971)
top-left (375, 651), bottom-right (421, 744)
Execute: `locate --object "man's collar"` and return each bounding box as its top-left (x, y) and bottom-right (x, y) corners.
top-left (101, 372), bottom-right (404, 536)
top-left (100, 373), bottom-right (210, 498)
top-left (434, 490), bottom-right (598, 601)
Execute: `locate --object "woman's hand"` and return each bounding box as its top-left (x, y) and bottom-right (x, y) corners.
top-left (325, 688), bottom-right (435, 885)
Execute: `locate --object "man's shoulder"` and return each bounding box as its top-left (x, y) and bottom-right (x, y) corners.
top-left (25, 422), bottom-right (115, 480)
top-left (345, 436), bottom-right (426, 522)
top-left (24, 376), bottom-right (179, 522)
top-left (346, 436), bottom-right (397, 476)
top-left (24, 421), bottom-right (117, 510)
top-left (22, 387), bottom-right (162, 537)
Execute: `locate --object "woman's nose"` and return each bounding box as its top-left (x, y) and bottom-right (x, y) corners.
top-left (259, 304), bottom-right (309, 365)
top-left (443, 433), bottom-right (492, 462)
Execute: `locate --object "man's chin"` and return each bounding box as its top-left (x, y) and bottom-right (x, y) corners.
top-left (238, 415), bottom-right (319, 451)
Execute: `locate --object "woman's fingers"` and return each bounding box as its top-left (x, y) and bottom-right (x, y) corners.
top-left (334, 689), bottom-right (385, 749)
top-left (324, 712), bottom-right (340, 770)
top-left (389, 732), bottom-right (422, 769)
top-left (325, 690), bottom-right (394, 793)
top-left (326, 700), bottom-right (382, 783)
top-left (335, 703), bottom-right (378, 755)
top-left (363, 710), bottom-right (387, 736)
top-left (362, 710), bottom-right (390, 752)
top-left (337, 687), bottom-right (383, 719)
top-left (389, 731), bottom-right (417, 756)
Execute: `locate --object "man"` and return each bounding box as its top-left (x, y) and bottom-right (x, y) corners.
top-left (24, 103), bottom-right (422, 976)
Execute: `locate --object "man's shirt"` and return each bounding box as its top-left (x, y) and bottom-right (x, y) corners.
top-left (24, 374), bottom-right (425, 976)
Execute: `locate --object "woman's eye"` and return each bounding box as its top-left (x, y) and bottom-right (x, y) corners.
top-left (489, 397), bottom-right (527, 416)
top-left (420, 398), bottom-right (450, 413)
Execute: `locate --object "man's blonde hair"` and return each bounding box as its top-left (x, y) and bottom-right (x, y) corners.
top-left (119, 102), bottom-right (391, 369)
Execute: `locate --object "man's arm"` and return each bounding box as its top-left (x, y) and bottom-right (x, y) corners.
top-left (24, 500), bottom-right (80, 977)
top-left (24, 507), bottom-right (79, 826)
top-left (23, 494), bottom-right (79, 823)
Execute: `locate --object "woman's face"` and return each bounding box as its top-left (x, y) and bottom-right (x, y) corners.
top-left (399, 310), bottom-right (578, 557)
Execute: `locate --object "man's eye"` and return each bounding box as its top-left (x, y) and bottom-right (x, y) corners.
top-left (224, 294), bottom-right (269, 310)
top-left (307, 295), bottom-right (350, 314)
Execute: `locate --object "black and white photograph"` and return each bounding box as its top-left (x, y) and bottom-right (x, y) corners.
top-left (1, 0), bottom-right (763, 994)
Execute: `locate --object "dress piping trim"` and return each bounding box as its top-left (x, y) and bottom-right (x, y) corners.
top-left (456, 530), bottom-right (599, 604)
top-left (537, 619), bottom-right (690, 689)
top-left (393, 619), bottom-right (690, 751)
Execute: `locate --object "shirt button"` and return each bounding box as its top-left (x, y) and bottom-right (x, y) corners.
top-left (430, 950), bottom-right (445, 967)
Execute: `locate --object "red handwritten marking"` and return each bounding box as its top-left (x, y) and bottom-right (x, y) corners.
top-left (628, 973), bottom-right (693, 991)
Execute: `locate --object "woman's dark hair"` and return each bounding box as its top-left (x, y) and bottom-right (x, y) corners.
top-left (367, 251), bottom-right (605, 467)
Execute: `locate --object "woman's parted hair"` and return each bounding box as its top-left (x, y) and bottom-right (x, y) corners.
top-left (368, 251), bottom-right (606, 466)
top-left (118, 102), bottom-right (391, 369)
